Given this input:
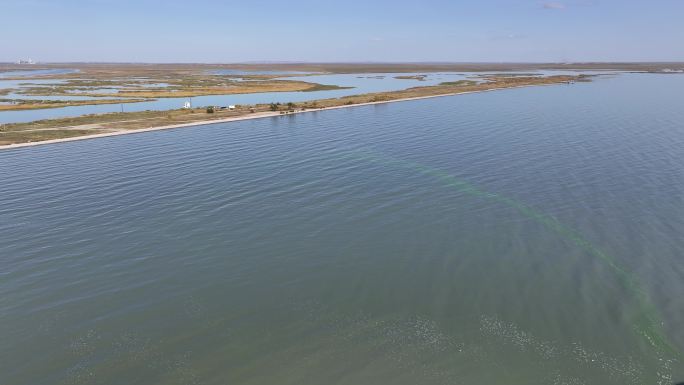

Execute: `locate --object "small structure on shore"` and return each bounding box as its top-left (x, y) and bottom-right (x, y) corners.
top-left (183, 101), bottom-right (192, 109)
top-left (228, 105), bottom-right (236, 110)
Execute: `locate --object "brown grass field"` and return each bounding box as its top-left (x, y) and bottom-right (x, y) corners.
top-left (0, 74), bottom-right (591, 146)
top-left (0, 63), bottom-right (359, 109)
top-left (0, 98), bottom-right (149, 111)
top-left (1, 61), bottom-right (680, 147)
top-left (1, 62), bottom-right (680, 110)
top-left (3, 62), bottom-right (681, 75)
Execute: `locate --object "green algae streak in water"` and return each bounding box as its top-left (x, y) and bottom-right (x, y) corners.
top-left (343, 149), bottom-right (683, 365)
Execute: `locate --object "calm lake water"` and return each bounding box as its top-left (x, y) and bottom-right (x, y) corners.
top-left (1, 73), bottom-right (683, 384)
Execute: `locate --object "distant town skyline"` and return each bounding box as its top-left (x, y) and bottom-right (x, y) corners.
top-left (2, 0), bottom-right (684, 63)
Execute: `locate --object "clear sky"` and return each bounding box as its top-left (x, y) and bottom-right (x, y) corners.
top-left (2, 0), bottom-right (683, 63)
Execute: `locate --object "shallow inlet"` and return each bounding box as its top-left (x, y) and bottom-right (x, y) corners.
top-left (0, 70), bottom-right (614, 124)
top-left (1, 73), bottom-right (683, 384)
top-left (0, 72), bottom-right (472, 124)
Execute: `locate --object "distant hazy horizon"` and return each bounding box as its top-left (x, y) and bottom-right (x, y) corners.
top-left (3, 61), bottom-right (684, 65)
top-left (3, 0), bottom-right (684, 63)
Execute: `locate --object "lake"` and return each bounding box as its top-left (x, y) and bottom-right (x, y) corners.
top-left (1, 73), bottom-right (683, 384)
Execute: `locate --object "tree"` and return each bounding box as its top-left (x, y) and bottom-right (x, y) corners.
top-left (269, 103), bottom-right (278, 111)
top-left (287, 102), bottom-right (295, 110)
top-left (206, 106), bottom-right (215, 113)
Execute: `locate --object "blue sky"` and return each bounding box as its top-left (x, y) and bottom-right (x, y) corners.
top-left (2, 0), bottom-right (683, 63)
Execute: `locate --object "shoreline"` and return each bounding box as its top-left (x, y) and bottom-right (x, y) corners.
top-left (0, 84), bottom-right (541, 151)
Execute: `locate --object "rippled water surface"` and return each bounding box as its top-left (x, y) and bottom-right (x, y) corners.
top-left (1, 74), bottom-right (684, 384)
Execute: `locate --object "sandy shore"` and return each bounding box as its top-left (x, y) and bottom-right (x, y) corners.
top-left (0, 86), bottom-right (527, 151)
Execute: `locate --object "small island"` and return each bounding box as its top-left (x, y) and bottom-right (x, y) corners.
top-left (0, 72), bottom-right (591, 147)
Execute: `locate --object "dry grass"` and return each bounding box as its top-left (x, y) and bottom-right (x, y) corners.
top-left (0, 129), bottom-right (112, 146)
top-left (2, 61), bottom-right (678, 113)
top-left (1, 64), bottom-right (351, 110)
top-left (17, 80), bottom-right (347, 100)
top-left (0, 98), bottom-right (148, 111)
top-left (0, 74), bottom-right (588, 146)
top-left (2, 62), bottom-right (683, 79)
top-left (394, 75), bottom-right (428, 81)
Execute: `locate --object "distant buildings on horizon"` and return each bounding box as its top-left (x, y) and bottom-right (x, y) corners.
top-left (17, 58), bottom-right (36, 65)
